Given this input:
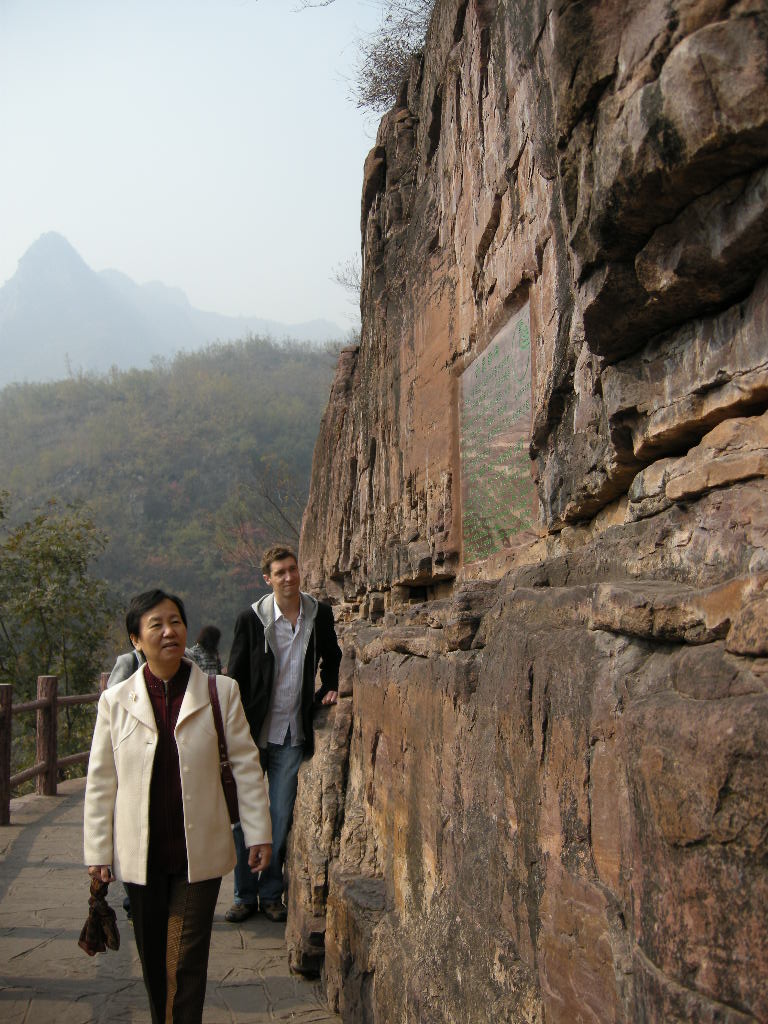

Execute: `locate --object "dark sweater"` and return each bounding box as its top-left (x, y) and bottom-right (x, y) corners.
top-left (144, 661), bottom-right (190, 875)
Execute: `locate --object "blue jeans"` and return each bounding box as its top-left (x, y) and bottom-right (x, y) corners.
top-left (233, 735), bottom-right (304, 907)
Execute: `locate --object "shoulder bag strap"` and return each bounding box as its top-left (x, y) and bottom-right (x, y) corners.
top-left (208, 674), bottom-right (240, 824)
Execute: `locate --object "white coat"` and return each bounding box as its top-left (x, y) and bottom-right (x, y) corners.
top-left (83, 660), bottom-right (271, 884)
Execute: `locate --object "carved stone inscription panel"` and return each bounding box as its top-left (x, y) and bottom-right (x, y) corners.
top-left (459, 305), bottom-right (536, 563)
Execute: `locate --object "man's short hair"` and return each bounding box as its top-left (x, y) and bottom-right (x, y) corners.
top-left (261, 544), bottom-right (298, 577)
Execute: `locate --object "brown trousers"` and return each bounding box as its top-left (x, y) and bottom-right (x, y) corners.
top-left (125, 874), bottom-right (221, 1024)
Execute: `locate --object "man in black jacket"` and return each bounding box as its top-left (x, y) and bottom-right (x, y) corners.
top-left (225, 544), bottom-right (341, 923)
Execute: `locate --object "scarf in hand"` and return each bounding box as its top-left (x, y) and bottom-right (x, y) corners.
top-left (78, 876), bottom-right (120, 956)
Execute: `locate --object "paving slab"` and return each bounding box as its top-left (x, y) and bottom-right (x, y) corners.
top-left (0, 778), bottom-right (340, 1023)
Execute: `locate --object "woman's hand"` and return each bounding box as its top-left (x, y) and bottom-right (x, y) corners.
top-left (87, 865), bottom-right (113, 882)
top-left (248, 844), bottom-right (272, 873)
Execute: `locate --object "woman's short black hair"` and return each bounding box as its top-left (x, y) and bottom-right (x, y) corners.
top-left (196, 625), bottom-right (221, 651)
top-left (126, 589), bottom-right (187, 640)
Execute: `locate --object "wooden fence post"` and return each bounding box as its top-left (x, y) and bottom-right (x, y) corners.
top-left (0, 684), bottom-right (11, 825)
top-left (99, 672), bottom-right (109, 693)
top-left (36, 676), bottom-right (58, 797)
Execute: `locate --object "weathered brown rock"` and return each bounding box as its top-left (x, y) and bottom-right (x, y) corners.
top-left (623, 679), bottom-right (768, 1019)
top-left (634, 166), bottom-right (768, 312)
top-left (290, 0), bottom-right (768, 1020)
top-left (324, 872), bottom-right (387, 1020)
top-left (664, 410), bottom-right (768, 501)
top-left (727, 592), bottom-right (768, 657)
top-left (572, 10), bottom-right (768, 272)
top-left (296, 575), bottom-right (768, 1021)
top-left (589, 576), bottom-right (761, 645)
top-left (602, 271), bottom-right (768, 465)
top-left (286, 697), bottom-right (354, 975)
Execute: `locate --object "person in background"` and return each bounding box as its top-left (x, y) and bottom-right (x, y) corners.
top-left (106, 648), bottom-right (144, 687)
top-left (84, 588), bottom-right (272, 1024)
top-left (187, 625), bottom-right (222, 675)
top-left (225, 544), bottom-right (342, 924)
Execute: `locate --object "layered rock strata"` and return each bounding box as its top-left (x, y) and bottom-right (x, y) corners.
top-left (290, 1), bottom-right (768, 1021)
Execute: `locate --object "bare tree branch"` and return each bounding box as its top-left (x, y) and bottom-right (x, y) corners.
top-left (332, 254), bottom-right (362, 300)
top-left (354, 2), bottom-right (433, 111)
top-left (296, 1), bottom-right (434, 112)
top-left (214, 456), bottom-right (308, 580)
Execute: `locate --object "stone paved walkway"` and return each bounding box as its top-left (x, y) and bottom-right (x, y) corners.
top-left (0, 778), bottom-right (341, 1023)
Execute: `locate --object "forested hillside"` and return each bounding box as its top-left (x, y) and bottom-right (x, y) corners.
top-left (0, 336), bottom-right (340, 663)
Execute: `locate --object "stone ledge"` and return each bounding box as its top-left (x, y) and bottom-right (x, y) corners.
top-left (665, 410), bottom-right (768, 502)
top-left (589, 576), bottom-right (767, 645)
top-left (603, 271), bottom-right (768, 466)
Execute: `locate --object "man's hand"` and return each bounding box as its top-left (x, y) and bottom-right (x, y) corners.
top-left (321, 690), bottom-right (338, 705)
top-left (248, 844), bottom-right (272, 873)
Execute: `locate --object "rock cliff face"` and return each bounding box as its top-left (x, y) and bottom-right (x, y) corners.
top-left (290, 1), bottom-right (768, 1021)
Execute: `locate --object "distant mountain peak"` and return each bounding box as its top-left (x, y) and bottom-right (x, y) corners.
top-left (15, 231), bottom-right (92, 288)
top-left (0, 234), bottom-right (344, 388)
top-left (19, 230), bottom-right (85, 265)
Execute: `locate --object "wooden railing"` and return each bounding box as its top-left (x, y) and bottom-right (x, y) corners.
top-left (0, 673), bottom-right (109, 826)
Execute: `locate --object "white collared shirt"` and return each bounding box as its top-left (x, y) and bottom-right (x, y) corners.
top-left (258, 600), bottom-right (305, 747)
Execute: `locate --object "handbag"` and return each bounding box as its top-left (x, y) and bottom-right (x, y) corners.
top-left (208, 675), bottom-right (240, 824)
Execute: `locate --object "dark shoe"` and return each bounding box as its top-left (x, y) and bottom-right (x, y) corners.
top-left (224, 903), bottom-right (256, 923)
top-left (261, 901), bottom-right (287, 922)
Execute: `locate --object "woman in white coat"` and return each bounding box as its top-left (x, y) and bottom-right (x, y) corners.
top-left (84, 588), bottom-right (272, 1024)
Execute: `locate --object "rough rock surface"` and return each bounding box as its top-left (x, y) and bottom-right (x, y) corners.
top-left (289, 1), bottom-right (768, 1021)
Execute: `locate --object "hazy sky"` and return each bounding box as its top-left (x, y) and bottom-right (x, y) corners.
top-left (0, 0), bottom-right (385, 329)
